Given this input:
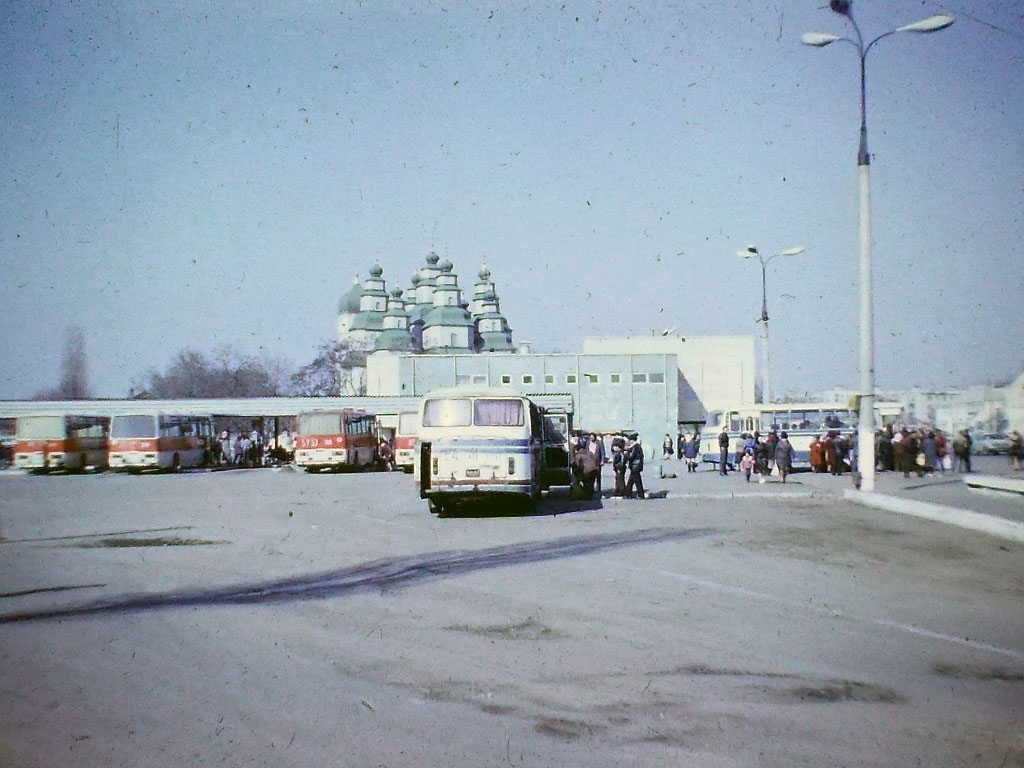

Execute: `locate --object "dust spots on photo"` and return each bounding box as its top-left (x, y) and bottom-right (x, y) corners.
top-left (533, 716), bottom-right (601, 741)
top-left (66, 536), bottom-right (227, 548)
top-left (444, 616), bottom-right (565, 641)
top-left (933, 661), bottom-right (1024, 682)
top-left (783, 681), bottom-right (905, 703)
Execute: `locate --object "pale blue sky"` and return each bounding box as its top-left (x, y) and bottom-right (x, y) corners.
top-left (2, 1), bottom-right (1021, 398)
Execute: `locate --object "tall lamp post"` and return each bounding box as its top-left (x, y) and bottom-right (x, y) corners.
top-left (739, 245), bottom-right (805, 406)
top-left (802, 1), bottom-right (953, 492)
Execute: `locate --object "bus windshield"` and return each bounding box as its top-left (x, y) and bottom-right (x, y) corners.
top-left (398, 412), bottom-right (419, 434)
top-left (111, 415), bottom-right (157, 438)
top-left (298, 412), bottom-right (343, 435)
top-left (474, 399), bottom-right (524, 427)
top-left (16, 416), bottom-right (65, 439)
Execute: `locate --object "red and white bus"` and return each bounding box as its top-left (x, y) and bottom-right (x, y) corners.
top-left (14, 414), bottom-right (109, 473)
top-left (394, 410), bottom-right (420, 473)
top-left (294, 409), bottom-right (377, 473)
top-left (108, 413), bottom-right (214, 471)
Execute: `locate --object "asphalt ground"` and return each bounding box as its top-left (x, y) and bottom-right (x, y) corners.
top-left (1, 466), bottom-right (1022, 767)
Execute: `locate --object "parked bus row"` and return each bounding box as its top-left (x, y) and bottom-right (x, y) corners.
top-left (10, 409), bottom-right (420, 475)
top-left (8, 389), bottom-right (578, 516)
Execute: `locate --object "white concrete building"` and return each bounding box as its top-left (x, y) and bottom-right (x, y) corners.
top-left (582, 335), bottom-right (756, 423)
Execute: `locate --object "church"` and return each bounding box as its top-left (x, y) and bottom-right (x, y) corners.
top-left (336, 251), bottom-right (517, 356)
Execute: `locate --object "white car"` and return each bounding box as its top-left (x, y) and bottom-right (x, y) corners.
top-left (974, 433), bottom-right (1011, 455)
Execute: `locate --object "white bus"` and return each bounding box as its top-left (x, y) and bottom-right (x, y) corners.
top-left (14, 414), bottom-right (109, 472)
top-left (394, 410), bottom-right (420, 473)
top-left (109, 414), bottom-right (215, 471)
top-left (416, 388), bottom-right (573, 515)
top-left (698, 401), bottom-right (901, 469)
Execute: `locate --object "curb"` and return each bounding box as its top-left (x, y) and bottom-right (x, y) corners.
top-left (843, 489), bottom-right (1024, 543)
top-left (963, 474), bottom-right (1024, 496)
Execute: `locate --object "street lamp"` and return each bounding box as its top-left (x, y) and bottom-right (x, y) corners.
top-left (802, 1), bottom-right (953, 492)
top-left (738, 245), bottom-right (805, 406)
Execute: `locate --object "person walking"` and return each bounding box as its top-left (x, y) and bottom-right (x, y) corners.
top-left (740, 449), bottom-right (754, 482)
top-left (611, 441), bottom-right (627, 497)
top-left (809, 435), bottom-right (825, 473)
top-left (921, 431), bottom-right (939, 474)
top-left (718, 427), bottom-right (730, 475)
top-left (953, 429), bottom-right (972, 473)
top-left (571, 443), bottom-right (600, 499)
top-left (775, 431), bottom-right (794, 483)
top-left (683, 433), bottom-right (700, 472)
top-left (587, 433), bottom-right (605, 495)
top-left (625, 436), bottom-right (645, 499)
top-left (677, 433), bottom-right (686, 461)
top-left (662, 434), bottom-right (674, 460)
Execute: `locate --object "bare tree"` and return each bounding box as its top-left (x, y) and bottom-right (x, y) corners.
top-left (140, 346), bottom-right (289, 399)
top-left (290, 340), bottom-right (367, 396)
top-left (34, 326), bottom-right (90, 400)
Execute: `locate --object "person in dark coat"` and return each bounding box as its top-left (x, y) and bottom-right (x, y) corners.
top-left (625, 436), bottom-right (645, 499)
top-left (587, 434), bottom-right (605, 494)
top-left (683, 434), bottom-right (700, 472)
top-left (571, 445), bottom-right (600, 499)
top-left (718, 428), bottom-right (730, 475)
top-left (775, 431), bottom-right (793, 483)
top-left (611, 442), bottom-right (627, 497)
top-left (921, 431), bottom-right (939, 473)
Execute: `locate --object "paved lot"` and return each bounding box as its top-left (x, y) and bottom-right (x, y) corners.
top-left (1, 467), bottom-right (1022, 767)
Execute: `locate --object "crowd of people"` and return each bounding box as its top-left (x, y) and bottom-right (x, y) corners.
top-left (212, 429), bottom-right (294, 468)
top-left (570, 432), bottom-right (646, 500)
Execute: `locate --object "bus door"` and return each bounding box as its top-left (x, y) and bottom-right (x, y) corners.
top-left (540, 408), bottom-right (572, 489)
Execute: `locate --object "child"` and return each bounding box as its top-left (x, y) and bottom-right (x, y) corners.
top-left (740, 448), bottom-right (755, 482)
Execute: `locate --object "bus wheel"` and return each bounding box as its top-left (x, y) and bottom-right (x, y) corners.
top-left (304, 466), bottom-right (318, 474)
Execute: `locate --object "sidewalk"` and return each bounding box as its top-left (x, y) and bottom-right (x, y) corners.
top-left (638, 455), bottom-right (1024, 544)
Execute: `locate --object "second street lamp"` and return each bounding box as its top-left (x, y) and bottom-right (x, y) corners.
top-left (802, 1), bottom-right (953, 492)
top-left (739, 245), bottom-right (805, 407)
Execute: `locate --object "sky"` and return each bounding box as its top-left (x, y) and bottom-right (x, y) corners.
top-left (1, 0), bottom-right (1022, 399)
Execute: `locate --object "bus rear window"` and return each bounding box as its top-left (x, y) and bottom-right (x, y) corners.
top-left (111, 415), bottom-right (157, 438)
top-left (298, 413), bottom-right (344, 435)
top-left (422, 398), bottom-right (472, 427)
top-left (474, 399), bottom-right (524, 427)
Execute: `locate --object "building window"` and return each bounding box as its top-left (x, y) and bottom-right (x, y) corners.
top-left (472, 374), bottom-right (486, 384)
top-left (610, 373), bottom-right (621, 384)
top-left (450, 333), bottom-right (458, 347)
top-left (500, 374), bottom-right (512, 385)
top-left (632, 373), bottom-right (647, 383)
top-left (584, 373), bottom-right (598, 384)
top-left (566, 374), bottom-right (577, 384)
top-left (649, 372), bottom-right (665, 383)
top-left (522, 375), bottom-right (533, 385)
top-left (456, 374), bottom-right (471, 386)
top-left (544, 374), bottom-right (554, 385)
